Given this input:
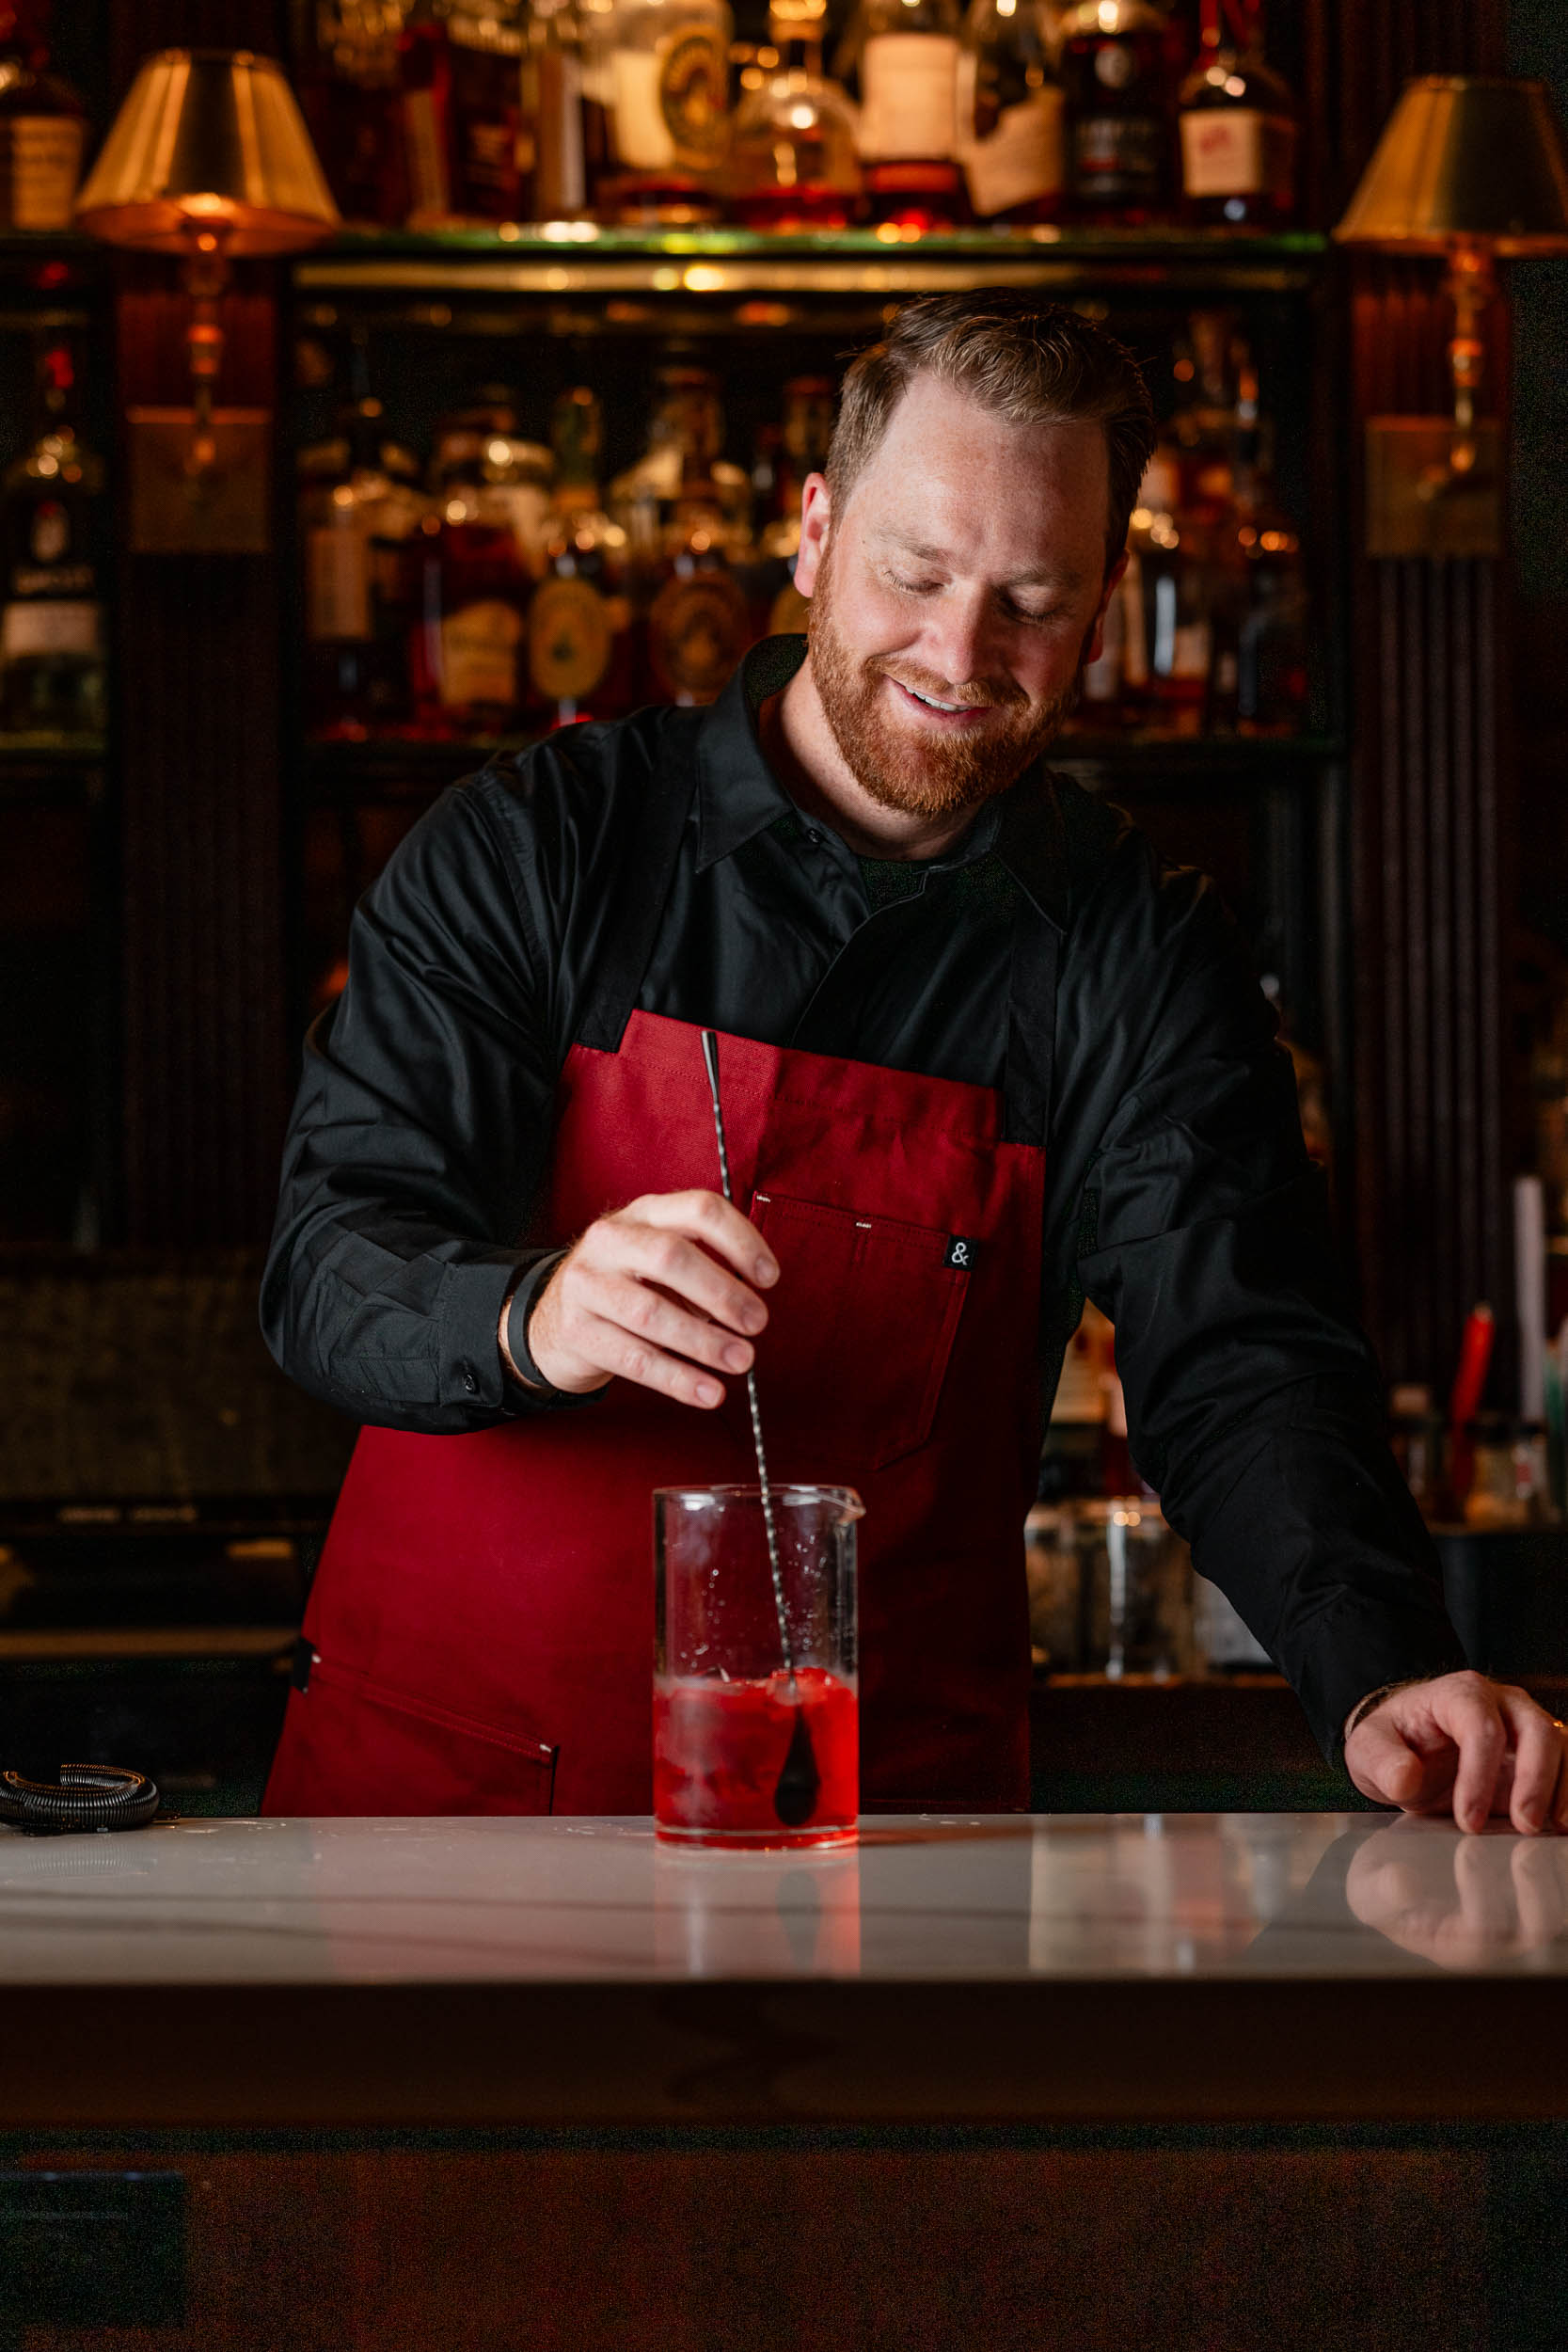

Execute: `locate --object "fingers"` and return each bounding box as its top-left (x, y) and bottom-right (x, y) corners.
top-left (577, 1267), bottom-right (756, 1381)
top-left (566, 1305), bottom-right (728, 1410)
top-left (1342, 1707), bottom-right (1429, 1810)
top-left (1496, 1688), bottom-right (1568, 1836)
top-left (1437, 1678), bottom-right (1510, 1834)
top-left (591, 1216), bottom-right (771, 1338)
top-left (619, 1190), bottom-right (780, 1290)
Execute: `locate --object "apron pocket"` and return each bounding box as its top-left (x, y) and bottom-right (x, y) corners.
top-left (291, 1654), bottom-right (558, 1816)
top-left (736, 1191), bottom-right (972, 1473)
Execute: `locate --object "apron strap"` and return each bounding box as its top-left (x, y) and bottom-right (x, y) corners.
top-left (576, 713), bottom-right (703, 1052)
top-left (1003, 903), bottom-right (1060, 1150)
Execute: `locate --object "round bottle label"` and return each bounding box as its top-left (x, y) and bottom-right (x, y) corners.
top-left (659, 27), bottom-right (730, 171)
top-left (1094, 43), bottom-right (1134, 90)
top-left (529, 574), bottom-right (613, 702)
top-left (650, 571), bottom-right (748, 702)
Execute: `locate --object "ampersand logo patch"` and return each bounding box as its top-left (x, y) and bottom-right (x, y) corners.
top-left (945, 1236), bottom-right (980, 1271)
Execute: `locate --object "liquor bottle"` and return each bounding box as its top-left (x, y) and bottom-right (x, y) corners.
top-left (727, 0), bottom-right (862, 230)
top-left (646, 435), bottom-right (750, 707)
top-left (0, 338), bottom-right (103, 737)
top-left (531, 0), bottom-right (598, 219)
top-left (296, 0), bottom-right (410, 227)
top-left (300, 374), bottom-right (427, 739)
top-left (610, 356), bottom-right (749, 564)
top-left (0, 1), bottom-right (86, 231)
top-left (527, 387), bottom-right (636, 728)
top-left (958, 0), bottom-right (1065, 228)
top-left (411, 391), bottom-right (550, 735)
top-left (1177, 0), bottom-right (1294, 227)
top-left (1228, 393), bottom-right (1307, 734)
top-left (1127, 441), bottom-right (1210, 732)
top-left (399, 0), bottom-right (533, 221)
top-left (839, 0), bottom-right (968, 230)
top-left (1058, 0), bottom-right (1172, 223)
top-left (588, 0), bottom-right (733, 225)
top-left (742, 374), bottom-right (833, 637)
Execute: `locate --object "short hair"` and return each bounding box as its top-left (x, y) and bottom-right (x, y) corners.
top-left (825, 293), bottom-right (1156, 575)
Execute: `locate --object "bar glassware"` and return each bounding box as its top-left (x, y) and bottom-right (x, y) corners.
top-left (653, 1483), bottom-right (861, 1848)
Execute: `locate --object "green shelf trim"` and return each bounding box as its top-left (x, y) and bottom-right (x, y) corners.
top-left (315, 223), bottom-right (1330, 262)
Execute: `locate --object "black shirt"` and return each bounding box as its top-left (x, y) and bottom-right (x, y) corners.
top-left (261, 636), bottom-right (1466, 1762)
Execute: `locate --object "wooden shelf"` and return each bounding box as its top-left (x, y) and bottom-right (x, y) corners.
top-left (298, 223), bottom-right (1331, 300)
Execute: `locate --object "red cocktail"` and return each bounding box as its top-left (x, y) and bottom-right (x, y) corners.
top-left (653, 1484), bottom-right (863, 1850)
top-left (654, 1665), bottom-right (858, 1847)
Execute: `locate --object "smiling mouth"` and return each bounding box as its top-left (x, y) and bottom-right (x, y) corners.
top-left (889, 677), bottom-right (996, 719)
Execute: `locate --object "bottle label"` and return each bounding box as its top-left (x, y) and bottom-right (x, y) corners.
top-left (2, 118), bottom-right (84, 230)
top-left (529, 575), bottom-right (612, 701)
top-left (307, 525), bottom-right (372, 642)
top-left (1093, 42), bottom-right (1134, 90)
top-left (859, 34), bottom-right (959, 164)
top-left (1, 598), bottom-right (102, 660)
top-left (965, 88), bottom-right (1064, 217)
top-left (1180, 107), bottom-right (1295, 201)
top-left (439, 597), bottom-right (522, 709)
top-left (649, 572), bottom-right (748, 702)
top-left (610, 25), bottom-right (729, 172)
top-left (1072, 112), bottom-right (1162, 196)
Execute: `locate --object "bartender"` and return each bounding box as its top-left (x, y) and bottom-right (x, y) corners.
top-left (262, 293), bottom-right (1566, 1837)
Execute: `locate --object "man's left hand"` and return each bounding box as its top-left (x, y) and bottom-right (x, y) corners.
top-left (1343, 1670), bottom-right (1568, 1835)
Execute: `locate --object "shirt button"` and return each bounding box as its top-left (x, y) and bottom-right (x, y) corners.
top-left (462, 1366), bottom-right (478, 1394)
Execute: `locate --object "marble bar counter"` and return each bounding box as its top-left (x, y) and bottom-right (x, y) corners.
top-left (3, 1810), bottom-right (1567, 2132)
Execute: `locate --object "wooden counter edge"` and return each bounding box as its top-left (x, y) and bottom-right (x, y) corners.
top-left (6, 1977), bottom-right (1566, 2131)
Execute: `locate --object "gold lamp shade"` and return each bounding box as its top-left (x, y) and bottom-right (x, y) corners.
top-left (74, 49), bottom-right (340, 255)
top-left (1334, 75), bottom-right (1568, 255)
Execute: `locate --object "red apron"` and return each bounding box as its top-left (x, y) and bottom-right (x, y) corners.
top-left (264, 771), bottom-right (1058, 1817)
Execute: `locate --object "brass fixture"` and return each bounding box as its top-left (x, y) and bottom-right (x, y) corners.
top-left (1335, 76), bottom-right (1568, 560)
top-left (75, 50), bottom-right (340, 550)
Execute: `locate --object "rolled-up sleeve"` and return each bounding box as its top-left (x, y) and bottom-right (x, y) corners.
top-left (260, 780), bottom-right (569, 1433)
top-left (1045, 830), bottom-right (1465, 1763)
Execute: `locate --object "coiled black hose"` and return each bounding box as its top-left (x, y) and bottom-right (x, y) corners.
top-left (0, 1764), bottom-right (160, 1836)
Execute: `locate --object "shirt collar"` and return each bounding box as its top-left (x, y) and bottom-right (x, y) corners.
top-left (694, 634), bottom-right (1070, 929)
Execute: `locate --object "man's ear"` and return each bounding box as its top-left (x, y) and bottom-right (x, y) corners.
top-left (1083, 549), bottom-right (1130, 669)
top-left (793, 473), bottom-right (832, 598)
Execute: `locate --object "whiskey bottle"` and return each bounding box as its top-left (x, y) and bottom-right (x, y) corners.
top-left (1177, 0), bottom-right (1294, 227)
top-left (300, 381), bottom-right (426, 739)
top-left (400, 0), bottom-right (454, 218)
top-left (0, 337), bottom-right (103, 737)
top-left (840, 0), bottom-right (967, 230)
top-left (1058, 0), bottom-right (1172, 222)
top-left (958, 0), bottom-right (1065, 228)
top-left (646, 437), bottom-right (750, 707)
top-left (1127, 443), bottom-right (1210, 732)
top-left (727, 0), bottom-right (862, 230)
top-left (589, 0), bottom-right (733, 225)
top-left (412, 391), bottom-right (551, 735)
top-left (296, 0), bottom-right (410, 227)
top-left (531, 0), bottom-right (598, 220)
top-left (527, 387), bottom-right (635, 728)
top-left (0, 0), bottom-right (86, 231)
top-left (445, 0), bottom-right (533, 219)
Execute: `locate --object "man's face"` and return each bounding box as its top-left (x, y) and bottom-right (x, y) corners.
top-left (795, 374), bottom-right (1123, 822)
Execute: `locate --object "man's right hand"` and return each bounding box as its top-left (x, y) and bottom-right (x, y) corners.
top-left (521, 1190), bottom-right (779, 1406)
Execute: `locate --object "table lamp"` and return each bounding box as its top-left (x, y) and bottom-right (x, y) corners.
top-left (1334, 76), bottom-right (1568, 560)
top-left (75, 50), bottom-right (340, 551)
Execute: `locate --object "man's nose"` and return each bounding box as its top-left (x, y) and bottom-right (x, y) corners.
top-left (921, 586), bottom-right (1001, 691)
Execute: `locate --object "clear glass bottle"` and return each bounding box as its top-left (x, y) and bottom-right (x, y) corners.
top-left (1058, 0), bottom-right (1172, 223)
top-left (958, 0), bottom-right (1065, 227)
top-left (531, 0), bottom-right (597, 218)
top-left (300, 375), bottom-right (426, 740)
top-left (727, 0), bottom-right (862, 230)
top-left (411, 390), bottom-right (550, 736)
top-left (589, 0), bottom-right (733, 225)
top-left (838, 0), bottom-right (968, 230)
top-left (527, 387), bottom-right (637, 728)
top-left (0, 336), bottom-right (103, 737)
top-left (0, 0), bottom-right (86, 231)
top-left (1177, 0), bottom-right (1295, 227)
top-left (646, 437), bottom-right (751, 707)
top-left (297, 0), bottom-right (410, 227)
top-left (1129, 441), bottom-right (1210, 732)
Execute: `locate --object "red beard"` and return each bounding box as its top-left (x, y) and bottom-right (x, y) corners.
top-left (804, 548), bottom-right (1084, 822)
